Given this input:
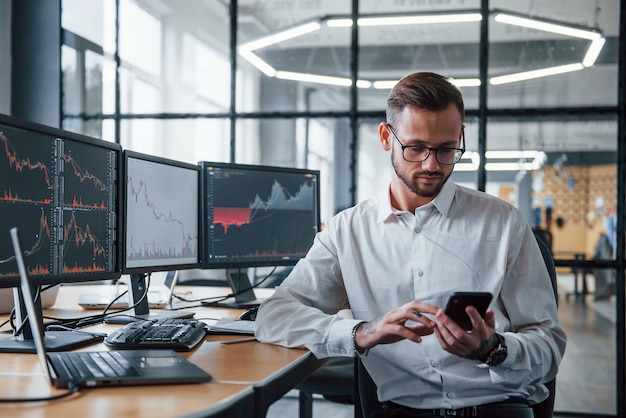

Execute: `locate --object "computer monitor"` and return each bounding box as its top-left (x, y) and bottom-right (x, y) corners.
top-left (0, 113), bottom-right (121, 352)
top-left (113, 150), bottom-right (200, 323)
top-left (200, 161), bottom-right (320, 307)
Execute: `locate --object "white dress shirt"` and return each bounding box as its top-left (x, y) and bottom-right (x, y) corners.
top-left (255, 180), bottom-right (566, 409)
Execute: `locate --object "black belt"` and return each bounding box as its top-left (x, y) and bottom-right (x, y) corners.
top-left (383, 398), bottom-right (530, 418)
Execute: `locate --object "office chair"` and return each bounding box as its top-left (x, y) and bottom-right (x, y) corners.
top-left (357, 234), bottom-right (559, 418)
top-left (296, 357), bottom-right (357, 418)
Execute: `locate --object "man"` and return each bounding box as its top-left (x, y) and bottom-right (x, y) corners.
top-left (255, 72), bottom-right (566, 417)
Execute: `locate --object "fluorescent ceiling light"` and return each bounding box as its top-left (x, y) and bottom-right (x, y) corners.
top-left (275, 71), bottom-right (353, 87)
top-left (453, 152), bottom-right (481, 172)
top-left (449, 78), bottom-right (481, 87)
top-left (373, 78), bottom-right (480, 90)
top-left (238, 49), bottom-right (276, 77)
top-left (493, 13), bottom-right (602, 40)
top-left (485, 150), bottom-right (543, 159)
top-left (373, 80), bottom-right (399, 90)
top-left (489, 63), bottom-right (584, 85)
top-left (239, 21), bottom-right (321, 51)
top-left (327, 13), bottom-right (482, 27)
top-left (582, 38), bottom-right (606, 67)
top-left (240, 11), bottom-right (604, 90)
top-left (486, 162), bottom-right (541, 171)
top-left (326, 18), bottom-right (353, 28)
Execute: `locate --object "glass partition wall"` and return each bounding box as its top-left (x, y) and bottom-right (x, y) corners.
top-left (57, 1), bottom-right (625, 416)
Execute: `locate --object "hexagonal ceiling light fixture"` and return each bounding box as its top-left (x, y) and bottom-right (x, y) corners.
top-left (238, 9), bottom-right (605, 89)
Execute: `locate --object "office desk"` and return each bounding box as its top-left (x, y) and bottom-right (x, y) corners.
top-left (0, 284), bottom-right (324, 417)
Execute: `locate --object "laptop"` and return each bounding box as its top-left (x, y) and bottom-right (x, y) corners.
top-left (78, 271), bottom-right (179, 310)
top-left (10, 227), bottom-right (212, 389)
top-left (0, 285), bottom-right (59, 314)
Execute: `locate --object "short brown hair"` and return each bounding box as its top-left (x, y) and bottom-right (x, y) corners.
top-left (386, 72), bottom-right (465, 125)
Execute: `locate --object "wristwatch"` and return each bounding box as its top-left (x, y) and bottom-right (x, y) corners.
top-left (482, 333), bottom-right (507, 366)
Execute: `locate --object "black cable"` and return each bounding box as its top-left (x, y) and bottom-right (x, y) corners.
top-left (41, 276), bottom-right (152, 331)
top-left (0, 384), bottom-right (79, 403)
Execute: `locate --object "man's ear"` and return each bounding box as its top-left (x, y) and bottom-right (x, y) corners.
top-left (379, 123), bottom-right (392, 151)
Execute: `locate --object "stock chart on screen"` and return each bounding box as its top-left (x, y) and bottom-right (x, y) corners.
top-left (201, 162), bottom-right (320, 268)
top-left (123, 152), bottom-right (199, 273)
top-left (0, 118), bottom-right (119, 280)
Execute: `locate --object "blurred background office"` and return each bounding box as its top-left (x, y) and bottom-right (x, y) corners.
top-left (0, 1), bottom-right (624, 417)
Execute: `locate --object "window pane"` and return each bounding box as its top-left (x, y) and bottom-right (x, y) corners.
top-left (120, 118), bottom-right (230, 165)
top-left (489, 1), bottom-right (619, 107)
top-left (62, 0), bottom-right (115, 50)
top-left (486, 120), bottom-right (617, 263)
top-left (119, 0), bottom-right (161, 77)
top-left (236, 0), bottom-right (351, 112)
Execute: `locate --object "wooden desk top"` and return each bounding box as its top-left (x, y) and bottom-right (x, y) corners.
top-left (0, 284), bottom-right (321, 417)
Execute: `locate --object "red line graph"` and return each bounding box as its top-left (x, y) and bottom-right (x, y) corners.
top-left (63, 153), bottom-right (107, 191)
top-left (1, 131), bottom-right (52, 188)
top-left (21, 208), bottom-right (52, 258)
top-left (63, 211), bottom-right (108, 260)
top-left (0, 208), bottom-right (51, 275)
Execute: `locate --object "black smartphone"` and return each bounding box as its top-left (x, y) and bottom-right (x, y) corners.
top-left (443, 291), bottom-right (493, 331)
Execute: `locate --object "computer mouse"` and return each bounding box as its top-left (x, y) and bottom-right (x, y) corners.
top-left (238, 306), bottom-right (258, 321)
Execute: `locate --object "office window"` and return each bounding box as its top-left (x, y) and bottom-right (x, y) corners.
top-left (120, 118), bottom-right (228, 165)
top-left (182, 33), bottom-right (230, 111)
top-left (62, 0), bottom-right (115, 50)
top-left (488, 0), bottom-right (619, 108)
top-left (236, 0), bottom-right (351, 113)
top-left (119, 0), bottom-right (161, 77)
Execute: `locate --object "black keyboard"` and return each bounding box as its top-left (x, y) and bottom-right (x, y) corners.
top-left (104, 318), bottom-right (206, 351)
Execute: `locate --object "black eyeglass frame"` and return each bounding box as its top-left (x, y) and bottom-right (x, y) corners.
top-left (386, 123), bottom-right (466, 165)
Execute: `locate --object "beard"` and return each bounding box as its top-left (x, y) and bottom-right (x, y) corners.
top-left (391, 147), bottom-right (451, 198)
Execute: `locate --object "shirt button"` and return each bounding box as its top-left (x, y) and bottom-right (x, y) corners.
top-left (446, 392), bottom-right (454, 399)
top-left (417, 271), bottom-right (424, 277)
top-left (415, 226), bottom-right (421, 233)
top-left (431, 361), bottom-right (437, 367)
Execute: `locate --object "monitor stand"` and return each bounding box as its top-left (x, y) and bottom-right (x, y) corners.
top-left (0, 286), bottom-right (103, 353)
top-left (203, 270), bottom-right (265, 309)
top-left (104, 273), bottom-right (194, 324)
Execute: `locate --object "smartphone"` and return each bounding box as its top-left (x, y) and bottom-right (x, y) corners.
top-left (443, 291), bottom-right (493, 331)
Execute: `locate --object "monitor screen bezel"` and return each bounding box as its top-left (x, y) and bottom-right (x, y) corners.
top-left (0, 113), bottom-right (122, 288)
top-left (199, 161), bottom-right (321, 270)
top-left (122, 150), bottom-right (202, 275)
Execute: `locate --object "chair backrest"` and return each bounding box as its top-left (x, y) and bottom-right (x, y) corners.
top-left (531, 235), bottom-right (557, 418)
top-left (357, 233), bottom-right (558, 418)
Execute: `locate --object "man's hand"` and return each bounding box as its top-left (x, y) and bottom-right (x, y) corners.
top-left (354, 301), bottom-right (437, 352)
top-left (434, 306), bottom-right (498, 360)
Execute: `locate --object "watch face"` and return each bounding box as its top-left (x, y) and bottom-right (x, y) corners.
top-left (486, 334), bottom-right (507, 366)
top-left (487, 347), bottom-right (507, 366)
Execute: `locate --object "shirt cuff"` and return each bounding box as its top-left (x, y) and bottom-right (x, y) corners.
top-left (326, 319), bottom-right (367, 357)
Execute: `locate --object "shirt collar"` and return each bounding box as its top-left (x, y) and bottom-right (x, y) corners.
top-left (377, 179), bottom-right (456, 223)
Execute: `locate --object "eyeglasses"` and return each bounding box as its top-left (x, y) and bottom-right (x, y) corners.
top-left (386, 123), bottom-right (465, 165)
